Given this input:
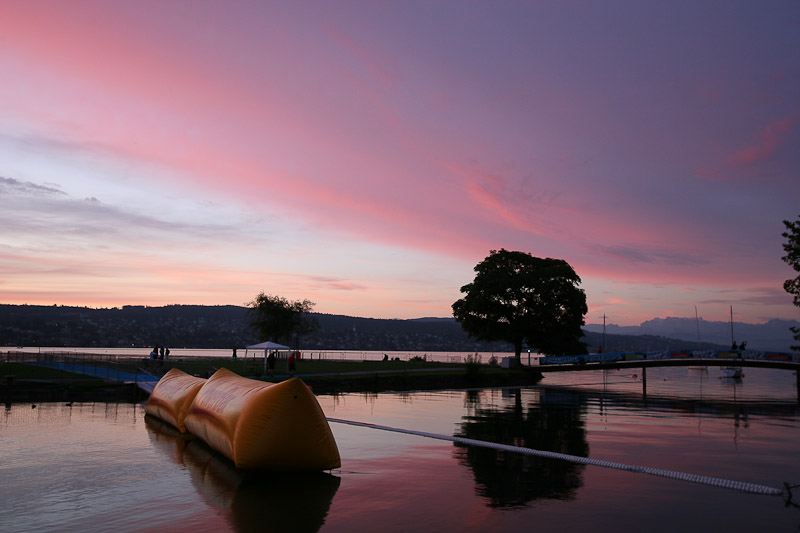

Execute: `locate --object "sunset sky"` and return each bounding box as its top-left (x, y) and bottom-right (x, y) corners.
top-left (1, 1), bottom-right (798, 326)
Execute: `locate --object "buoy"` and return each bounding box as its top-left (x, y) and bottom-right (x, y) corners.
top-left (147, 368), bottom-right (340, 471)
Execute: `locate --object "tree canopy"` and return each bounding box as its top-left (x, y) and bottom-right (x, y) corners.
top-left (452, 249), bottom-right (588, 360)
top-left (247, 293), bottom-right (318, 348)
top-left (781, 215), bottom-right (800, 351)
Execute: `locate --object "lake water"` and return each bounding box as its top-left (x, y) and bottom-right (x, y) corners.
top-left (2, 366), bottom-right (799, 532)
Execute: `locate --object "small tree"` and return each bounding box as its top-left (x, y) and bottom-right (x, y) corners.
top-left (247, 292), bottom-right (318, 348)
top-left (781, 215), bottom-right (800, 351)
top-left (452, 249), bottom-right (588, 362)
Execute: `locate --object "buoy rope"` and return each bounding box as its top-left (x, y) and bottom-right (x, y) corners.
top-left (327, 417), bottom-right (785, 497)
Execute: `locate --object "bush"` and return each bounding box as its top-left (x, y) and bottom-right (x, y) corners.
top-left (465, 353), bottom-right (482, 377)
top-left (465, 352), bottom-right (481, 365)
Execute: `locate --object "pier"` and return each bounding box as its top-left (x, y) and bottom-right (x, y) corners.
top-left (537, 350), bottom-right (800, 402)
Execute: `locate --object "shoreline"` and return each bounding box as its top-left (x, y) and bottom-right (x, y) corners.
top-left (1, 367), bottom-right (544, 403)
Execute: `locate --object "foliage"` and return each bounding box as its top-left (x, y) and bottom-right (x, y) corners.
top-left (464, 352), bottom-right (482, 377)
top-left (452, 249), bottom-right (588, 360)
top-left (781, 215), bottom-right (800, 351)
top-left (247, 293), bottom-right (318, 347)
top-left (465, 352), bottom-right (482, 365)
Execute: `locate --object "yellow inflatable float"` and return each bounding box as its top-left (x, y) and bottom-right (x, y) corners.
top-left (145, 368), bottom-right (207, 433)
top-left (145, 367), bottom-right (340, 471)
top-left (145, 415), bottom-right (341, 531)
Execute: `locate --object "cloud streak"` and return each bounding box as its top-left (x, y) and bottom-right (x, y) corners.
top-left (727, 116), bottom-right (793, 169)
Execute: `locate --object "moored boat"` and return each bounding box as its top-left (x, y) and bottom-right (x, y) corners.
top-left (721, 366), bottom-right (743, 379)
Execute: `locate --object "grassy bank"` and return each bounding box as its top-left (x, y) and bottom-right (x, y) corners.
top-left (138, 357), bottom-right (543, 393)
top-left (1, 363), bottom-right (139, 402)
top-left (1, 358), bottom-right (543, 401)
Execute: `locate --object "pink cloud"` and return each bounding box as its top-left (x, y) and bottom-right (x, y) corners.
top-left (3, 2), bottom-right (798, 326)
top-left (242, 166), bottom-right (490, 259)
top-left (726, 116), bottom-right (792, 168)
top-left (465, 181), bottom-right (540, 235)
top-left (325, 24), bottom-right (397, 90)
top-left (2, 3), bottom-right (711, 276)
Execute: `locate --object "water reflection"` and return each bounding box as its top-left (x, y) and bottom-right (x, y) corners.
top-left (553, 384), bottom-right (799, 419)
top-left (454, 389), bottom-right (589, 508)
top-left (145, 416), bottom-right (340, 533)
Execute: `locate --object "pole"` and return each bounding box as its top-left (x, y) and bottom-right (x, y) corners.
top-left (642, 366), bottom-right (647, 398)
top-left (602, 314), bottom-right (606, 353)
top-left (695, 306), bottom-right (701, 351)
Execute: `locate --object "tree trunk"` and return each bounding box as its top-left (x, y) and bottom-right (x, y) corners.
top-left (514, 340), bottom-right (523, 363)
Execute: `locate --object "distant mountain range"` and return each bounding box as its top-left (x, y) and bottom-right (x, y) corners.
top-left (584, 317), bottom-right (799, 352)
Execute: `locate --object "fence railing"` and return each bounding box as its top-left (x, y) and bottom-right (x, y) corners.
top-left (1, 351), bottom-right (160, 383)
top-left (540, 349), bottom-right (799, 365)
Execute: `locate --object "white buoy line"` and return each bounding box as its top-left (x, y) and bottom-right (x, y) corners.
top-left (327, 417), bottom-right (791, 498)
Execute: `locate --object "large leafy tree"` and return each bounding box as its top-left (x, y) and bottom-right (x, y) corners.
top-left (452, 249), bottom-right (588, 361)
top-left (781, 215), bottom-right (800, 351)
top-left (247, 292), bottom-right (318, 348)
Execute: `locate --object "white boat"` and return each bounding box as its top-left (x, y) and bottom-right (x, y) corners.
top-left (721, 366), bottom-right (743, 379)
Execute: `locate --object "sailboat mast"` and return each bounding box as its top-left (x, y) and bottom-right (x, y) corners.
top-left (695, 306), bottom-right (701, 351)
top-left (602, 313), bottom-right (606, 353)
top-left (730, 305), bottom-right (734, 347)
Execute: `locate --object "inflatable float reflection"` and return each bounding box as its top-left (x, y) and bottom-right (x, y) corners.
top-left (145, 416), bottom-right (341, 533)
top-left (145, 368), bottom-right (340, 471)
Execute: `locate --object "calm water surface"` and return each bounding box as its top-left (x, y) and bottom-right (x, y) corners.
top-left (2, 367), bottom-right (799, 532)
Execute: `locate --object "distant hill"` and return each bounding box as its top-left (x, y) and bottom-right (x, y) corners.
top-left (0, 304), bottom-right (510, 352)
top-left (0, 304), bottom-right (789, 353)
top-left (303, 313), bottom-right (512, 352)
top-left (584, 317), bottom-right (799, 352)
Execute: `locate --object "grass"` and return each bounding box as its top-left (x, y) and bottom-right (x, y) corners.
top-left (2, 356), bottom-right (540, 395)
top-left (1, 357), bottom-right (464, 380)
top-left (0, 363), bottom-right (100, 380)
top-left (0, 363), bottom-right (126, 393)
top-left (144, 357), bottom-right (460, 376)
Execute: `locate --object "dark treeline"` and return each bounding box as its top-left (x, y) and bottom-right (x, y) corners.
top-left (0, 304), bottom-right (726, 353)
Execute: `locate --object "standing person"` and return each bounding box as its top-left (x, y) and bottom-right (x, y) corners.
top-left (159, 346), bottom-right (165, 360)
top-left (267, 351), bottom-right (276, 376)
top-left (165, 347), bottom-right (170, 360)
top-left (288, 353), bottom-right (296, 376)
top-left (232, 347), bottom-right (237, 359)
top-left (150, 346), bottom-right (158, 360)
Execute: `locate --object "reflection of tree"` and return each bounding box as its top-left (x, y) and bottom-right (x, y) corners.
top-left (454, 389), bottom-right (588, 508)
top-left (145, 416), bottom-right (340, 533)
top-left (464, 389), bottom-right (482, 410)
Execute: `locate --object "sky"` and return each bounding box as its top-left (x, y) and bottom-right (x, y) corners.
top-left (1, 1), bottom-right (799, 327)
